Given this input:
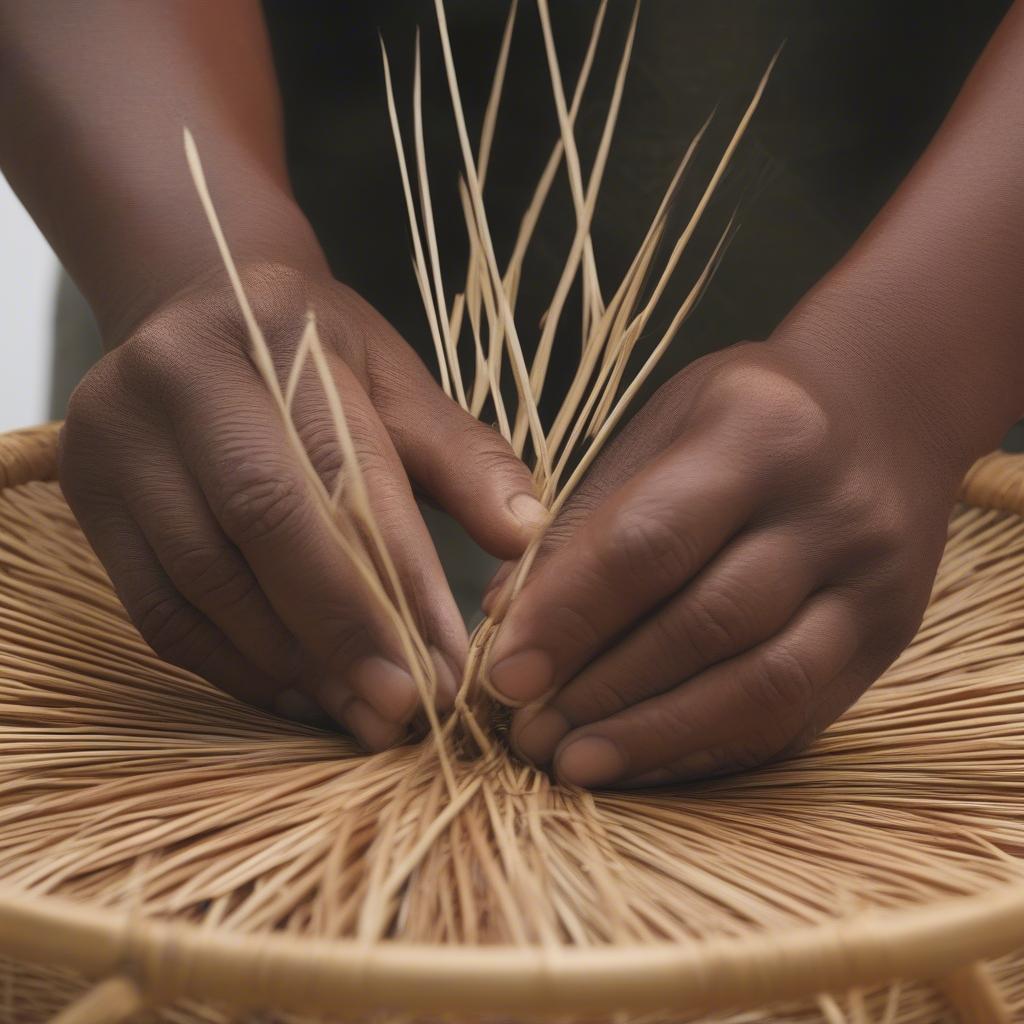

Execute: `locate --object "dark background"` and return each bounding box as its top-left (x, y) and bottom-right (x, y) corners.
top-left (261, 0), bottom-right (1017, 441)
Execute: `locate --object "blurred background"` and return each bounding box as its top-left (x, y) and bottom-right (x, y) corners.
top-left (0, 176), bottom-right (59, 432)
top-left (3, 0), bottom-right (1022, 449)
top-left (0, 177), bottom-right (99, 434)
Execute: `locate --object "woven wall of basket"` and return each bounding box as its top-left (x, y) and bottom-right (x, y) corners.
top-left (2, 3), bottom-right (1024, 1022)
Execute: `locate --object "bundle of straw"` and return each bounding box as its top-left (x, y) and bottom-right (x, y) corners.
top-left (0, 3), bottom-right (1023, 1022)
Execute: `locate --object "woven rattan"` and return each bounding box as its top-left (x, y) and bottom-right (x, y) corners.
top-left (0, 422), bottom-right (1022, 1022)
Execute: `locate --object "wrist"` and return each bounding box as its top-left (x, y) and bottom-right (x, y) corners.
top-left (92, 182), bottom-right (328, 350)
top-left (771, 255), bottom-right (1023, 482)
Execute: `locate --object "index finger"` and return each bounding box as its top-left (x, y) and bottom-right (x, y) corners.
top-left (554, 591), bottom-right (861, 788)
top-left (177, 367), bottom-right (462, 737)
top-left (486, 442), bottom-right (755, 705)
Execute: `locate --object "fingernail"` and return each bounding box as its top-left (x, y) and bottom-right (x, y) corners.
top-left (345, 698), bottom-right (407, 751)
top-left (556, 736), bottom-right (627, 788)
top-left (508, 493), bottom-right (548, 533)
top-left (512, 704), bottom-right (570, 764)
top-left (488, 648), bottom-right (553, 704)
top-left (273, 688), bottom-right (330, 726)
top-left (350, 657), bottom-right (420, 723)
top-left (428, 646), bottom-right (458, 711)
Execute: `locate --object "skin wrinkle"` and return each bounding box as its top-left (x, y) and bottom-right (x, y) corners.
top-left (5, 0), bottom-right (1024, 786)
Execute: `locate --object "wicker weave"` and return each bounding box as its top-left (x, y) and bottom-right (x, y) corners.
top-left (0, 422), bottom-right (1021, 1024)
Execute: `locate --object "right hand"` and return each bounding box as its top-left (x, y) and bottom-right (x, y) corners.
top-left (60, 262), bottom-right (545, 749)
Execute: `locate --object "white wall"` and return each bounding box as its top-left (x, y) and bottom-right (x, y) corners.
top-left (0, 175), bottom-right (57, 432)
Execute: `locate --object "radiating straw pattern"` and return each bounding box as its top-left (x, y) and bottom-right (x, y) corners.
top-left (0, 1), bottom-right (1023, 1020)
top-left (1, 444), bottom-right (1024, 1019)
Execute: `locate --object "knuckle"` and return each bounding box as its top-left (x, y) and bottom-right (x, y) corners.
top-left (603, 510), bottom-right (699, 587)
top-left (548, 600), bottom-right (604, 655)
top-left (676, 585), bottom-right (749, 662)
top-left (562, 674), bottom-right (628, 721)
top-left (321, 618), bottom-right (372, 674)
top-left (350, 442), bottom-right (395, 493)
top-left (57, 425), bottom-right (96, 508)
top-left (460, 426), bottom-right (522, 480)
top-left (63, 373), bottom-right (111, 439)
top-left (300, 421), bottom-right (345, 486)
top-left (121, 310), bottom-right (242, 402)
top-left (61, 363), bottom-right (130, 473)
top-left (825, 480), bottom-right (877, 535)
top-left (749, 644), bottom-right (817, 714)
top-left (216, 472), bottom-right (305, 544)
top-left (168, 542), bottom-right (250, 609)
top-left (702, 364), bottom-right (833, 471)
top-left (325, 413), bottom-right (395, 492)
top-left (630, 699), bottom-right (698, 757)
top-left (831, 476), bottom-right (926, 571)
top-left (237, 264), bottom-right (311, 337)
top-left (135, 589), bottom-right (204, 665)
top-left (121, 316), bottom-right (188, 382)
top-left (860, 500), bottom-right (913, 560)
top-left (361, 343), bottom-right (419, 411)
top-left (543, 493), bottom-right (600, 552)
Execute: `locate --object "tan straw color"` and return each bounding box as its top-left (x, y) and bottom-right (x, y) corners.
top-left (1, 423), bottom-right (1023, 1022)
top-left (3, 3), bottom-right (1024, 1021)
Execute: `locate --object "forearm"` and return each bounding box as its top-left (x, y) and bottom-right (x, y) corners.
top-left (0, 0), bottom-right (324, 345)
top-left (777, 0), bottom-right (1024, 471)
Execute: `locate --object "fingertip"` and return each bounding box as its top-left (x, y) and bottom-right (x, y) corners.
top-left (349, 656), bottom-right (420, 724)
top-left (554, 734), bottom-right (627, 788)
top-left (478, 493), bottom-right (549, 562)
top-left (510, 703), bottom-right (570, 766)
top-left (507, 493), bottom-right (549, 536)
top-left (487, 647), bottom-right (554, 705)
top-left (316, 679), bottom-right (410, 750)
top-left (344, 698), bottom-right (409, 752)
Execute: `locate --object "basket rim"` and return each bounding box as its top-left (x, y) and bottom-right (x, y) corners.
top-left (0, 882), bottom-right (1023, 1015)
top-left (2, 422), bottom-right (1023, 1016)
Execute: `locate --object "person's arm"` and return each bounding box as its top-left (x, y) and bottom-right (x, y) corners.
top-left (487, 0), bottom-right (1024, 787)
top-left (782, 0), bottom-right (1024, 474)
top-left (0, 0), bottom-right (545, 747)
top-left (0, 0), bottom-right (319, 342)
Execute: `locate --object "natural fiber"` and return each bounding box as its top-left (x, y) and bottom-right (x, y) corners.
top-left (1, 430), bottom-right (1024, 1021)
top-left (1, 2), bottom-right (1023, 1021)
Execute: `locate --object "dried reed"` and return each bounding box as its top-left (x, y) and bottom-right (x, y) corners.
top-left (0, 2), bottom-right (1022, 1022)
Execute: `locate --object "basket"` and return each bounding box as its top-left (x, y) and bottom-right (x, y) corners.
top-left (0, 421), bottom-right (1022, 1024)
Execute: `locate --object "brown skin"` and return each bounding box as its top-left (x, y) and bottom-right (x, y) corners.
top-left (490, 0), bottom-right (1024, 786)
top-left (2, 3), bottom-right (1023, 776)
top-left (0, 1), bottom-right (546, 748)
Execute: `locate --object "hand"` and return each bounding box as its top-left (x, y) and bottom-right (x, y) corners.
top-left (486, 337), bottom-right (964, 787)
top-left (60, 262), bottom-right (545, 749)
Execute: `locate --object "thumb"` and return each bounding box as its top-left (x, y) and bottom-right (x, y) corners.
top-left (389, 387), bottom-right (548, 559)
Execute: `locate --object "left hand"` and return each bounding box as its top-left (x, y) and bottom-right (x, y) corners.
top-left (484, 336), bottom-right (966, 787)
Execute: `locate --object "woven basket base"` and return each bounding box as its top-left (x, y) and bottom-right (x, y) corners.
top-left (1, 426), bottom-right (1023, 1023)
